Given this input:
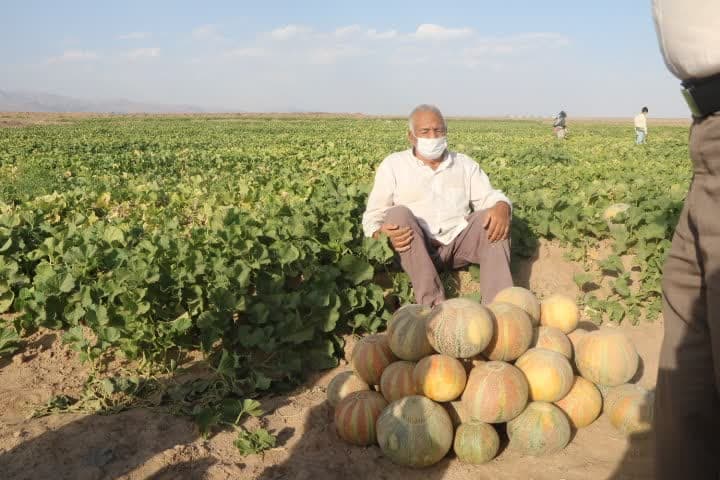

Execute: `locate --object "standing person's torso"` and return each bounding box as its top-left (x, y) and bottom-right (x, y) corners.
top-left (634, 114), bottom-right (647, 129)
top-left (653, 0), bottom-right (720, 80)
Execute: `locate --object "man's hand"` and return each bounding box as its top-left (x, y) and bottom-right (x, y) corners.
top-left (374, 224), bottom-right (414, 253)
top-left (484, 202), bottom-right (511, 243)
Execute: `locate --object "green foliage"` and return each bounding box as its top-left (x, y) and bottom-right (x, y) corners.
top-left (0, 118), bottom-right (690, 408)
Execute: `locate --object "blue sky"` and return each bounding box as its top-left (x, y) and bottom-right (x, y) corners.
top-left (0, 1), bottom-right (689, 116)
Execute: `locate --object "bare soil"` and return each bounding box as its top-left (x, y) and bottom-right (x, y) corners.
top-left (0, 240), bottom-right (661, 479)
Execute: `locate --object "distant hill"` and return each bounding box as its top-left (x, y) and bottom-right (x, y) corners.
top-left (0, 89), bottom-right (224, 113)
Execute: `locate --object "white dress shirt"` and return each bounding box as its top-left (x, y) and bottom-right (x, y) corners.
top-left (653, 0), bottom-right (720, 80)
top-left (362, 149), bottom-right (511, 245)
top-left (634, 113), bottom-right (648, 133)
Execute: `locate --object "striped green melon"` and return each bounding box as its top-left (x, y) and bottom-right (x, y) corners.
top-left (507, 402), bottom-right (571, 456)
top-left (531, 326), bottom-right (572, 359)
top-left (380, 361), bottom-right (417, 403)
top-left (483, 302), bottom-right (533, 361)
top-left (461, 361), bottom-right (528, 423)
top-left (604, 384), bottom-right (654, 435)
top-left (540, 294), bottom-right (579, 333)
top-left (554, 376), bottom-right (602, 428)
top-left (575, 330), bottom-right (639, 386)
top-left (493, 286), bottom-right (540, 325)
top-left (414, 354), bottom-right (467, 402)
top-left (453, 420), bottom-right (500, 464)
top-left (351, 334), bottom-right (397, 385)
top-left (327, 371), bottom-right (370, 407)
top-left (426, 298), bottom-right (494, 358)
top-left (387, 304), bottom-right (435, 361)
top-left (515, 348), bottom-right (574, 402)
top-left (334, 390), bottom-right (388, 446)
top-left (376, 395), bottom-right (454, 468)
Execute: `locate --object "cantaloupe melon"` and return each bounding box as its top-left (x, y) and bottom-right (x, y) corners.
top-left (515, 348), bottom-right (574, 402)
top-left (334, 390), bottom-right (388, 446)
top-left (540, 294), bottom-right (579, 333)
top-left (453, 420), bottom-right (500, 464)
top-left (376, 395), bottom-right (454, 467)
top-left (507, 402), bottom-right (571, 456)
top-left (426, 298), bottom-right (494, 358)
top-left (414, 354), bottom-right (467, 402)
top-left (387, 304), bottom-right (435, 361)
top-left (575, 330), bottom-right (639, 386)
top-left (567, 328), bottom-right (590, 359)
top-left (531, 326), bottom-right (572, 359)
top-left (604, 384), bottom-right (654, 435)
top-left (483, 302), bottom-right (533, 361)
top-left (326, 371), bottom-right (370, 407)
top-left (493, 286), bottom-right (540, 325)
top-left (380, 361), bottom-right (417, 403)
top-left (554, 376), bottom-right (602, 428)
top-left (462, 361), bottom-right (528, 423)
top-left (351, 334), bottom-right (397, 385)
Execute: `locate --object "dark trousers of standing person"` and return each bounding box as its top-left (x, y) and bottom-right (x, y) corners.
top-left (655, 113), bottom-right (720, 479)
top-left (384, 205), bottom-right (513, 307)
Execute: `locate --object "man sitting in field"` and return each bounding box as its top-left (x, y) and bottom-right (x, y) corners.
top-left (362, 104), bottom-right (513, 306)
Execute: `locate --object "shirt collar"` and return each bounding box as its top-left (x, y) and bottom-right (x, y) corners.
top-left (409, 149), bottom-right (454, 172)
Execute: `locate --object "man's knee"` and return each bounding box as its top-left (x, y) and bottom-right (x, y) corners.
top-left (385, 205), bottom-right (415, 226)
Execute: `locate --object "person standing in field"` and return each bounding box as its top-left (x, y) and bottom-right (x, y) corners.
top-left (362, 104), bottom-right (513, 307)
top-left (652, 1), bottom-right (720, 478)
top-left (634, 107), bottom-right (649, 144)
top-left (552, 110), bottom-right (567, 139)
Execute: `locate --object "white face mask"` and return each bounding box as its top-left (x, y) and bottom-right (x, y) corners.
top-left (414, 135), bottom-right (447, 160)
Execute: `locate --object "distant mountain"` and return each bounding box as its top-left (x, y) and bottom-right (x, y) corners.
top-left (0, 89), bottom-right (230, 113)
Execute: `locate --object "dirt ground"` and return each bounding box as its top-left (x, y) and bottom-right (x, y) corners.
top-left (0, 240), bottom-right (661, 480)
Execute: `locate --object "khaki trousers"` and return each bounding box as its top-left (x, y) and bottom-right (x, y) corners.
top-left (384, 205), bottom-right (513, 307)
top-left (655, 113), bottom-right (720, 479)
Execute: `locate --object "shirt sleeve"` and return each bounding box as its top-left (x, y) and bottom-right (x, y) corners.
top-left (468, 160), bottom-right (512, 213)
top-left (362, 159), bottom-right (395, 238)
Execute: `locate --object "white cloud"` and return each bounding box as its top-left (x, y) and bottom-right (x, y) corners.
top-left (118, 32), bottom-right (151, 40)
top-left (334, 25), bottom-right (363, 37)
top-left (461, 32), bottom-right (571, 67)
top-left (308, 46), bottom-right (369, 65)
top-left (123, 47), bottom-right (161, 59)
top-left (47, 50), bottom-right (99, 64)
top-left (192, 24), bottom-right (223, 41)
top-left (367, 29), bottom-right (398, 40)
top-left (223, 47), bottom-right (266, 58)
top-left (413, 24), bottom-right (474, 40)
top-left (269, 24), bottom-right (312, 40)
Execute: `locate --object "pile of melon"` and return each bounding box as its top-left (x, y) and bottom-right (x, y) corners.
top-left (326, 287), bottom-right (653, 467)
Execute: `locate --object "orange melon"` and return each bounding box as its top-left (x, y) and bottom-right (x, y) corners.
top-left (575, 330), bottom-right (639, 386)
top-left (483, 302), bottom-right (533, 361)
top-left (515, 348), bottom-right (574, 402)
top-left (350, 334), bottom-right (397, 385)
top-left (414, 354), bottom-right (467, 402)
top-left (604, 384), bottom-right (654, 435)
top-left (376, 395), bottom-right (454, 467)
top-left (531, 326), bottom-right (572, 359)
top-left (426, 298), bottom-right (494, 358)
top-left (493, 286), bottom-right (540, 325)
top-left (461, 355), bottom-right (486, 375)
top-left (453, 420), bottom-right (500, 464)
top-left (334, 390), bottom-right (388, 446)
top-left (540, 294), bottom-right (579, 333)
top-left (507, 401), bottom-right (571, 456)
top-left (462, 361), bottom-right (529, 423)
top-left (567, 328), bottom-right (590, 359)
top-left (554, 376), bottom-right (602, 428)
top-left (387, 304), bottom-right (435, 361)
top-left (326, 371), bottom-right (370, 407)
top-left (380, 361), bottom-right (417, 403)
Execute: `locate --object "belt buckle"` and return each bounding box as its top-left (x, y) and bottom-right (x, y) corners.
top-left (681, 86), bottom-right (703, 118)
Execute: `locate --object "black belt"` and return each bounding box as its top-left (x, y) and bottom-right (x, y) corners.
top-left (682, 72), bottom-right (720, 119)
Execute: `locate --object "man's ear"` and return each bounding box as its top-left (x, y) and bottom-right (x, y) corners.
top-left (407, 130), bottom-right (414, 144)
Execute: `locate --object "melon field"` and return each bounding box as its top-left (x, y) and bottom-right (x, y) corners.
top-left (0, 114), bottom-right (688, 479)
